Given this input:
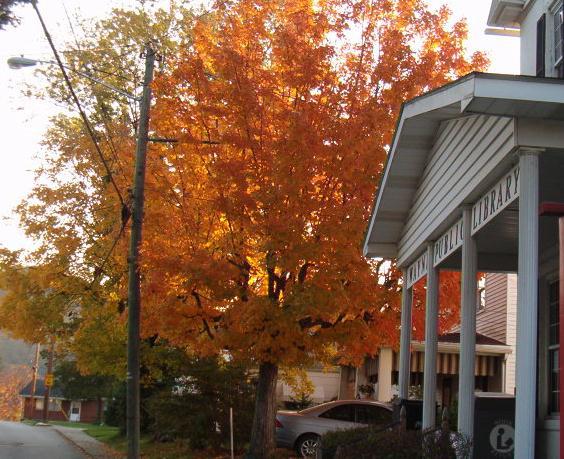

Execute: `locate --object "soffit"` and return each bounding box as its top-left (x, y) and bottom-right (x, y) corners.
top-left (363, 73), bottom-right (564, 261)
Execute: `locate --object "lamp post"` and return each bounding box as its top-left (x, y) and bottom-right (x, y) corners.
top-left (8, 46), bottom-right (155, 458)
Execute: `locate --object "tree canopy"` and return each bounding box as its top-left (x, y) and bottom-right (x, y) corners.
top-left (0, 0), bottom-right (486, 455)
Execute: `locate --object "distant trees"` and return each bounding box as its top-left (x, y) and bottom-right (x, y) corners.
top-left (0, 365), bottom-right (30, 420)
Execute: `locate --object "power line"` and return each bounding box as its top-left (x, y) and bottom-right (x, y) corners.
top-left (31, 0), bottom-right (127, 208)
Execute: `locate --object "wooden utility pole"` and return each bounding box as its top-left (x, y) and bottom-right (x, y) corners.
top-left (30, 343), bottom-right (40, 414)
top-left (126, 44), bottom-right (155, 459)
top-left (539, 201), bottom-right (564, 459)
top-left (42, 339), bottom-right (54, 423)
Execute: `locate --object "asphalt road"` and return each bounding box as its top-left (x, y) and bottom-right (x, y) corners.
top-left (0, 421), bottom-right (84, 459)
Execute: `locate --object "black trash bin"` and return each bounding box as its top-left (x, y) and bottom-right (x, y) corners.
top-left (393, 398), bottom-right (423, 430)
top-left (472, 392), bottom-right (515, 458)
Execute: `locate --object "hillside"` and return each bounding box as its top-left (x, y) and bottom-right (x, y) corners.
top-left (0, 332), bottom-right (34, 370)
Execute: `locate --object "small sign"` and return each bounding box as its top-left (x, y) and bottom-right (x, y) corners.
top-left (471, 165), bottom-right (520, 235)
top-left (406, 252), bottom-right (428, 288)
top-left (45, 374), bottom-right (54, 387)
top-left (489, 423), bottom-right (514, 456)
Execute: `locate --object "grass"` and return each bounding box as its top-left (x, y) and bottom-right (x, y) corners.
top-left (22, 419), bottom-right (296, 458)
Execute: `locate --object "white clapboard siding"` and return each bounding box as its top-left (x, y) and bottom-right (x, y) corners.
top-left (476, 273), bottom-right (508, 343)
top-left (505, 274), bottom-right (517, 394)
top-left (397, 115), bottom-right (515, 266)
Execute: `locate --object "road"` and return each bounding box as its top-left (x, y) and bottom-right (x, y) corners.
top-left (0, 421), bottom-right (84, 459)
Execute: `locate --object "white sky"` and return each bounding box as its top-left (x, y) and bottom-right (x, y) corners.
top-left (0, 0), bottom-right (520, 252)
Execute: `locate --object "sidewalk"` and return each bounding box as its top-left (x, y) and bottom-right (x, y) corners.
top-left (51, 425), bottom-right (122, 458)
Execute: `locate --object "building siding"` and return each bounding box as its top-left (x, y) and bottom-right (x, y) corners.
top-left (505, 274), bottom-right (517, 394)
top-left (476, 273), bottom-right (508, 343)
top-left (397, 114), bottom-right (515, 266)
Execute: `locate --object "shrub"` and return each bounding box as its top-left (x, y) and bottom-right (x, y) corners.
top-left (147, 356), bottom-right (255, 450)
top-left (321, 426), bottom-right (471, 459)
top-left (104, 382), bottom-right (155, 435)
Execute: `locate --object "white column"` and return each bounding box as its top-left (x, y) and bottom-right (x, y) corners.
top-left (377, 348), bottom-right (393, 401)
top-left (514, 149), bottom-right (540, 459)
top-left (423, 243), bottom-right (439, 430)
top-left (399, 268), bottom-right (413, 400)
top-left (457, 207), bottom-right (477, 440)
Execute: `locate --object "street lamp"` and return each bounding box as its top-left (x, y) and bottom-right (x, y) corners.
top-left (8, 48), bottom-right (155, 459)
top-left (8, 56), bottom-right (140, 101)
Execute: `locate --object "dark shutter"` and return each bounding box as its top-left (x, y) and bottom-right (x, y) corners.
top-left (537, 14), bottom-right (546, 77)
top-left (561, 2), bottom-right (564, 78)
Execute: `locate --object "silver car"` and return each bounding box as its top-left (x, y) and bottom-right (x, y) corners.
top-left (275, 400), bottom-right (393, 457)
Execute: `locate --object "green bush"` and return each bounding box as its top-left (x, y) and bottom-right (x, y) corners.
top-left (104, 382), bottom-right (155, 435)
top-left (321, 426), bottom-right (471, 459)
top-left (147, 356), bottom-right (255, 450)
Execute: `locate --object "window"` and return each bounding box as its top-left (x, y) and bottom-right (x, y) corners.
top-left (548, 281), bottom-right (559, 414)
top-left (537, 14), bottom-right (546, 77)
top-left (477, 276), bottom-right (486, 311)
top-left (319, 404), bottom-right (354, 422)
top-left (49, 399), bottom-right (62, 411)
top-left (554, 4), bottom-right (564, 77)
top-left (35, 398), bottom-right (61, 412)
top-left (354, 405), bottom-right (391, 426)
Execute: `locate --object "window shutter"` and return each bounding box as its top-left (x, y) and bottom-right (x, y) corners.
top-left (537, 14), bottom-right (546, 77)
top-left (561, 1), bottom-right (564, 78)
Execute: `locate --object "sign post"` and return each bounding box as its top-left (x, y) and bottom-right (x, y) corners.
top-left (539, 201), bottom-right (564, 459)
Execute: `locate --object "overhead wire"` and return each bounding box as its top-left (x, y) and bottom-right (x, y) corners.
top-left (31, 0), bottom-right (126, 208)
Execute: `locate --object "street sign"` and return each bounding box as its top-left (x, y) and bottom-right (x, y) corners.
top-left (45, 373), bottom-right (54, 387)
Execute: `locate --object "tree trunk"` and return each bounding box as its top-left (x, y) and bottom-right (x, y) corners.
top-left (247, 362), bottom-right (278, 458)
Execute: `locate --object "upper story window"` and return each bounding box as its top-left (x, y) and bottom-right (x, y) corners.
top-left (554, 3), bottom-right (564, 76)
top-left (537, 14), bottom-right (546, 77)
top-left (477, 276), bottom-right (486, 311)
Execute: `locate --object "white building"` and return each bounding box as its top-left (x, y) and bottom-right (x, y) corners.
top-left (363, 1), bottom-right (563, 457)
top-left (340, 274), bottom-right (517, 406)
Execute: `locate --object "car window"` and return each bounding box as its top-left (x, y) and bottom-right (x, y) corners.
top-left (354, 405), bottom-right (391, 425)
top-left (318, 404), bottom-right (354, 422)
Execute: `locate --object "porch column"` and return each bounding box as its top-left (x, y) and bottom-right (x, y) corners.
top-left (457, 207), bottom-right (477, 440)
top-left (515, 149), bottom-right (540, 459)
top-left (423, 243), bottom-right (439, 430)
top-left (377, 348), bottom-right (393, 401)
top-left (398, 268), bottom-right (413, 400)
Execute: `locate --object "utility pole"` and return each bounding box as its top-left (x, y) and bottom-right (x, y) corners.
top-left (126, 44), bottom-right (155, 459)
top-left (30, 343), bottom-right (40, 417)
top-left (42, 338), bottom-right (54, 423)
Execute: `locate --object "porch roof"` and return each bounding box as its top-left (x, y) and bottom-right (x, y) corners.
top-left (363, 72), bottom-right (564, 260)
top-left (411, 332), bottom-right (512, 356)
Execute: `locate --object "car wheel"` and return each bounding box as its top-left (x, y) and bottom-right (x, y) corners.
top-left (296, 433), bottom-right (320, 457)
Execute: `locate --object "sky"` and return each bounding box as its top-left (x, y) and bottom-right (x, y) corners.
top-left (0, 0), bottom-right (520, 252)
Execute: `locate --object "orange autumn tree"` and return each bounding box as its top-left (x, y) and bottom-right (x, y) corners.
top-left (142, 0), bottom-right (485, 454)
top-left (1, 0), bottom-right (485, 456)
top-left (0, 365), bottom-right (31, 421)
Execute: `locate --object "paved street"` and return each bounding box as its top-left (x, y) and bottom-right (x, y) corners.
top-left (0, 421), bottom-right (84, 459)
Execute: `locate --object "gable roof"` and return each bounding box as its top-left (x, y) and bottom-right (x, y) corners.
top-left (20, 379), bottom-right (64, 399)
top-left (363, 72), bottom-right (564, 260)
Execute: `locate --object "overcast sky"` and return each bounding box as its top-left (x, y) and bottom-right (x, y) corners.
top-left (0, 0), bottom-right (520, 252)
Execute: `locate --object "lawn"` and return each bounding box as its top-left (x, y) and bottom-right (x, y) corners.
top-left (22, 420), bottom-right (296, 458)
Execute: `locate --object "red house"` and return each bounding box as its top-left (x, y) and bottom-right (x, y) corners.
top-left (20, 379), bottom-right (104, 423)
